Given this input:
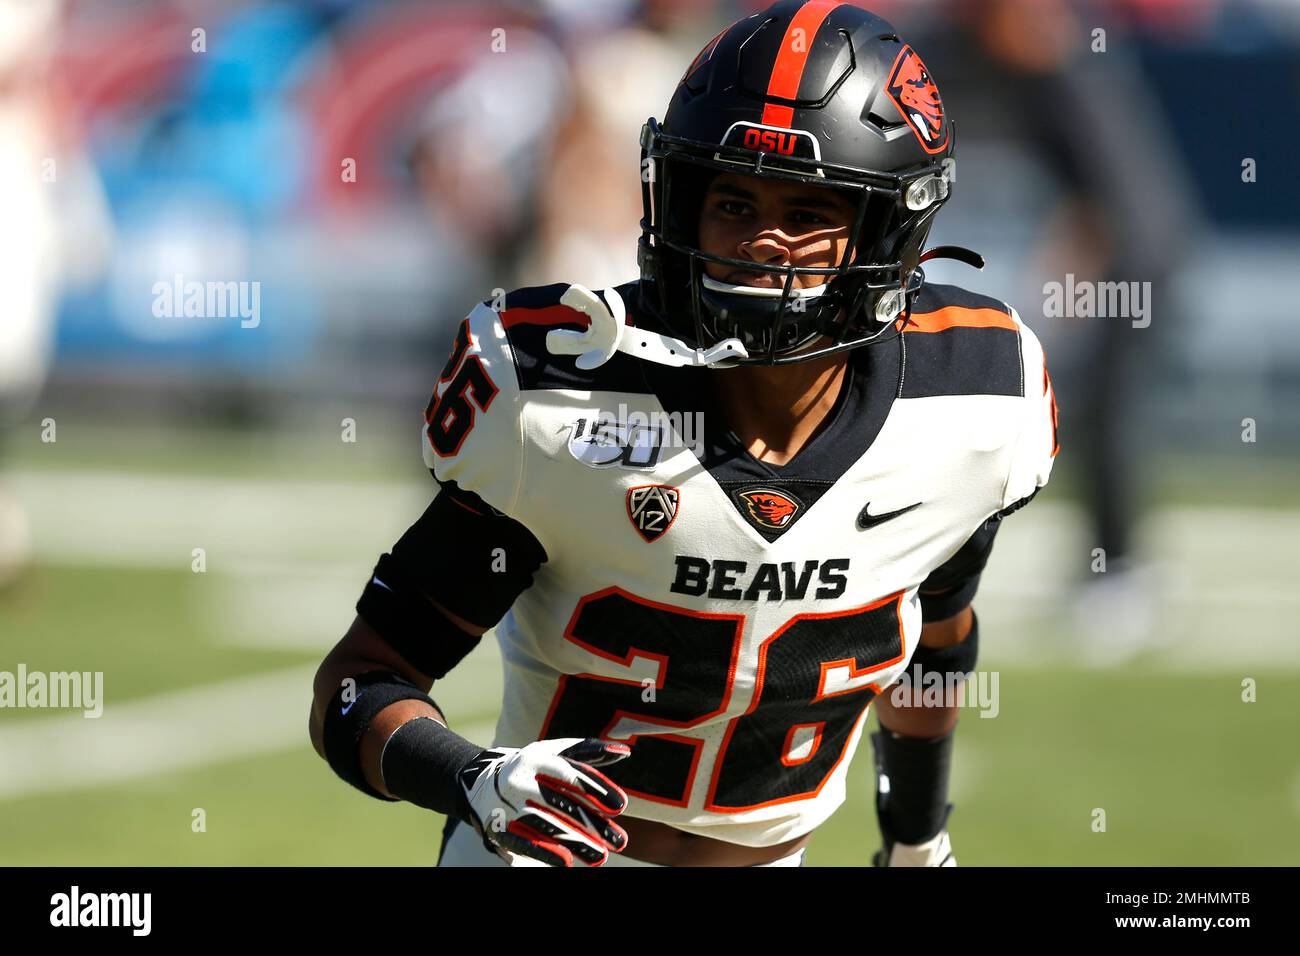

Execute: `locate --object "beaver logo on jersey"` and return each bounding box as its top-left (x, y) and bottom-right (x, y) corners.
top-left (886, 45), bottom-right (949, 154)
top-left (737, 489), bottom-right (801, 530)
top-left (627, 484), bottom-right (680, 542)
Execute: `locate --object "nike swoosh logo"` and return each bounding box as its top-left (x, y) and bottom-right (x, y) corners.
top-left (856, 501), bottom-right (922, 530)
top-left (341, 690), bottom-right (363, 716)
top-left (370, 576), bottom-right (393, 592)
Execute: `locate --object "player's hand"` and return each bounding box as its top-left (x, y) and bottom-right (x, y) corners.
top-left (456, 737), bottom-right (631, 867)
top-left (873, 829), bottom-right (957, 867)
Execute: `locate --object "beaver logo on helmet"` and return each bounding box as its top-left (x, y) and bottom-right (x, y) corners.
top-left (886, 45), bottom-right (949, 154)
top-left (738, 489), bottom-right (802, 530)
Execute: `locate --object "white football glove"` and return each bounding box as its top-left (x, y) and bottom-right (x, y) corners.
top-left (456, 737), bottom-right (631, 867)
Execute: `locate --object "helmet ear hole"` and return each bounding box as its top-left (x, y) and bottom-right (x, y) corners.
top-left (895, 208), bottom-right (940, 275)
top-left (853, 191), bottom-right (905, 268)
top-left (664, 160), bottom-right (717, 249)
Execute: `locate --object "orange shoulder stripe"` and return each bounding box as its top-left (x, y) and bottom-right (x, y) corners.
top-left (903, 306), bottom-right (1018, 334)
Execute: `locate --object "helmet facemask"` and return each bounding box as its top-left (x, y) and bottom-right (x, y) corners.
top-left (638, 118), bottom-right (949, 366)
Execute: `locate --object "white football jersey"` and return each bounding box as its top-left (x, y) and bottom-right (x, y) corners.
top-left (421, 279), bottom-right (1057, 848)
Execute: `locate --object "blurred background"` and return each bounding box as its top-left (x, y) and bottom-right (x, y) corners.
top-left (1, 0), bottom-right (1298, 865)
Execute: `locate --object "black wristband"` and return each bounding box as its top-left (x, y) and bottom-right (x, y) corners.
top-left (919, 576), bottom-right (981, 623)
top-left (321, 670), bottom-right (435, 801)
top-left (871, 726), bottom-right (955, 845)
top-left (379, 716), bottom-right (486, 820)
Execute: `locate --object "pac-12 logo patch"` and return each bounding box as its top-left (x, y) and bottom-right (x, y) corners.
top-left (627, 484), bottom-right (680, 542)
top-left (885, 45), bottom-right (949, 154)
top-left (737, 488), bottom-right (801, 530)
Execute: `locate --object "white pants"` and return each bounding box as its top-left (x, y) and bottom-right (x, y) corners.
top-left (437, 818), bottom-right (807, 867)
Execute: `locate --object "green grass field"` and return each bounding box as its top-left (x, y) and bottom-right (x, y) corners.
top-left (2, 565), bottom-right (1295, 867)
top-left (2, 422), bottom-right (1297, 866)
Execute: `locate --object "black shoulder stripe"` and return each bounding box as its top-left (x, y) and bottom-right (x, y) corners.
top-left (899, 284), bottom-right (1023, 398)
top-left (900, 326), bottom-right (1023, 398)
top-left (487, 283), bottom-right (570, 312)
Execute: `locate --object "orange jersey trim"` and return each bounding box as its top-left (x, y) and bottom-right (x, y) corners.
top-left (499, 304), bottom-right (587, 330)
top-left (902, 306), bottom-right (1019, 334)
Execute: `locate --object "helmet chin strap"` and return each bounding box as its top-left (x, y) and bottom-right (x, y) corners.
top-left (545, 258), bottom-right (963, 370)
top-left (546, 285), bottom-right (748, 369)
top-left (698, 273), bottom-right (831, 357)
top-left (700, 270), bottom-right (918, 355)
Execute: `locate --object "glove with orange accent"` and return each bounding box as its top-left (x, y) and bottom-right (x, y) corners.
top-left (456, 737), bottom-right (632, 867)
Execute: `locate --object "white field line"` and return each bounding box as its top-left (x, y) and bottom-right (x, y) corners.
top-left (0, 664), bottom-right (318, 800)
top-left (1, 468), bottom-right (1297, 804)
top-left (10, 468), bottom-right (1300, 601)
top-left (5, 469), bottom-right (432, 570)
top-left (981, 505), bottom-right (1300, 671)
top-left (0, 646), bottom-right (503, 802)
top-left (9, 468), bottom-right (1300, 672)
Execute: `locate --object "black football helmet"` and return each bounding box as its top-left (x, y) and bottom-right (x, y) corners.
top-left (637, 0), bottom-right (980, 365)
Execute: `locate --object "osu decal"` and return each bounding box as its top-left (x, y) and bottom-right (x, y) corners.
top-left (627, 484), bottom-right (680, 542)
top-left (886, 45), bottom-right (949, 154)
top-left (721, 121), bottom-right (821, 162)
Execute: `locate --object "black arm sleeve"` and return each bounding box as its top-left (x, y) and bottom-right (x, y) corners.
top-left (917, 517), bottom-right (1001, 623)
top-left (355, 480), bottom-right (548, 678)
top-left (393, 479), bottom-right (547, 627)
top-left (918, 486), bottom-right (1042, 623)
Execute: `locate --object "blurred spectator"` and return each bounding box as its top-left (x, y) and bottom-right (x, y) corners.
top-left (10, 0), bottom-right (1299, 498)
top-left (407, 21), bottom-right (571, 301)
top-left (0, 0), bottom-right (62, 585)
top-left (524, 0), bottom-right (728, 290)
top-left (901, 0), bottom-right (1205, 660)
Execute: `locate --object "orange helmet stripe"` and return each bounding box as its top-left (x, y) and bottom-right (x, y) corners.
top-left (761, 1), bottom-right (841, 128)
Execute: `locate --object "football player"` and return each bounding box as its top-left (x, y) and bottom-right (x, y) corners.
top-left (309, 0), bottom-right (1058, 868)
